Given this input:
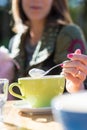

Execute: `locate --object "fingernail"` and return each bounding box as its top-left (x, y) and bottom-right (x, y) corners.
top-left (60, 64), bottom-right (63, 67)
top-left (76, 49), bottom-right (81, 54)
top-left (67, 53), bottom-right (74, 58)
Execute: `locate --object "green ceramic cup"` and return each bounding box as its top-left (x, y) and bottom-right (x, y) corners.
top-left (9, 75), bottom-right (65, 108)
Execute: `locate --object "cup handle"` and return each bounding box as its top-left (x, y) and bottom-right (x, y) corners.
top-left (9, 83), bottom-right (24, 99)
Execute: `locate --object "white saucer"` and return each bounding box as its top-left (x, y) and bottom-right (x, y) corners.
top-left (13, 101), bottom-right (51, 114)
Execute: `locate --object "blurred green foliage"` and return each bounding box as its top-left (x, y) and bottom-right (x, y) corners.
top-left (69, 1), bottom-right (87, 41)
top-left (0, 1), bottom-right (12, 48)
top-left (69, 6), bottom-right (82, 23)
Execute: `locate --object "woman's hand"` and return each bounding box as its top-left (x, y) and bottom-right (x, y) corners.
top-left (62, 49), bottom-right (87, 93)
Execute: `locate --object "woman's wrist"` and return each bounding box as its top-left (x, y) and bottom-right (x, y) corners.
top-left (66, 81), bottom-right (85, 93)
top-left (79, 83), bottom-right (85, 90)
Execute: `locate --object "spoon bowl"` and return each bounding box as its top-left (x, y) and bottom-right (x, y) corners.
top-left (29, 63), bottom-right (63, 77)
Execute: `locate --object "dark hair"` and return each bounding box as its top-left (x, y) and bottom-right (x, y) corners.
top-left (11, 0), bottom-right (72, 32)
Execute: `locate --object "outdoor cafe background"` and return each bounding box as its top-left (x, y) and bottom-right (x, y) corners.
top-left (0, 0), bottom-right (87, 49)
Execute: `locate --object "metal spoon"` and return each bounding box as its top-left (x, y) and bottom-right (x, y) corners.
top-left (29, 63), bottom-right (63, 77)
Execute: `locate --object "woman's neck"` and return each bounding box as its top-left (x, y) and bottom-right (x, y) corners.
top-left (29, 20), bottom-right (45, 45)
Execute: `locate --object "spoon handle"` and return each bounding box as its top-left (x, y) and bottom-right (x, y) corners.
top-left (44, 63), bottom-right (63, 75)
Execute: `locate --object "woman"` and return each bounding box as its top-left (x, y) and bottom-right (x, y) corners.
top-left (6, 0), bottom-right (87, 95)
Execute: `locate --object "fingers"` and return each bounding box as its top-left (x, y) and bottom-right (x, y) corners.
top-left (62, 49), bottom-right (87, 92)
top-left (63, 60), bottom-right (87, 75)
top-left (67, 53), bottom-right (87, 66)
top-left (75, 70), bottom-right (86, 81)
top-left (65, 78), bottom-right (84, 93)
top-left (63, 72), bottom-right (82, 85)
top-left (65, 49), bottom-right (87, 76)
top-left (62, 58), bottom-right (87, 85)
top-left (62, 70), bottom-right (85, 93)
top-left (74, 49), bottom-right (81, 54)
top-left (63, 67), bottom-right (86, 82)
